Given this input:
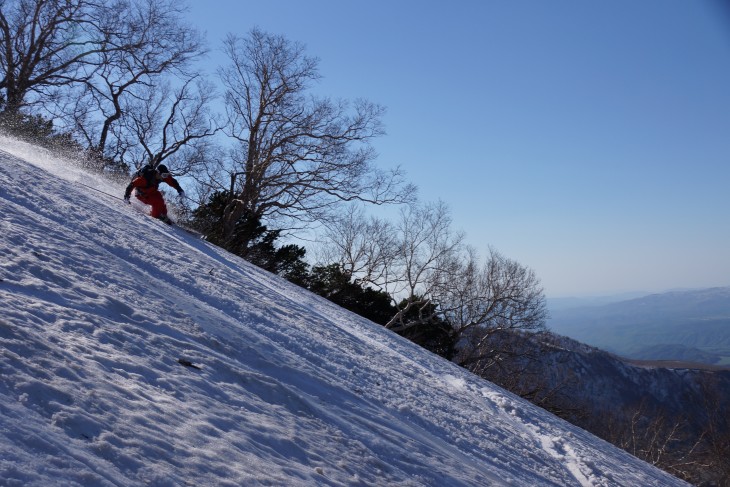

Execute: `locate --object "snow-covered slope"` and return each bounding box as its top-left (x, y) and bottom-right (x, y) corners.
top-left (0, 137), bottom-right (688, 486)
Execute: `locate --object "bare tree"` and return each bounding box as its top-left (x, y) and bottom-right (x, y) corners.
top-left (695, 374), bottom-right (730, 485)
top-left (448, 247), bottom-right (548, 370)
top-left (0, 0), bottom-right (208, 169)
top-left (37, 0), bottom-right (205, 161)
top-left (383, 201), bottom-right (465, 331)
top-left (117, 75), bottom-right (218, 174)
top-left (322, 201), bottom-right (463, 327)
top-left (0, 0), bottom-right (111, 114)
top-left (322, 201), bottom-right (547, 358)
top-left (73, 0), bottom-right (204, 158)
top-left (319, 205), bottom-right (398, 289)
top-left (218, 27), bottom-right (414, 243)
top-left (591, 399), bottom-right (707, 483)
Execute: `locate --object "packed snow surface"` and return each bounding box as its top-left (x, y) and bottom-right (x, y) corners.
top-left (0, 137), bottom-right (688, 486)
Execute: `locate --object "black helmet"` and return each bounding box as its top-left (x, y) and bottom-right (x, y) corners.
top-left (157, 164), bottom-right (170, 177)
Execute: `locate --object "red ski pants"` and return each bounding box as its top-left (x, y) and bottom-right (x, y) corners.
top-left (136, 190), bottom-right (168, 218)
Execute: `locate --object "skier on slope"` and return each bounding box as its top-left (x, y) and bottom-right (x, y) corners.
top-left (123, 163), bottom-right (185, 224)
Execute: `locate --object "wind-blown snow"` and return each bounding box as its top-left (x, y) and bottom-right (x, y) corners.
top-left (0, 136), bottom-right (688, 486)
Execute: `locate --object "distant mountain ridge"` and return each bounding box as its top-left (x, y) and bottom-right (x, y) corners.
top-left (548, 287), bottom-right (730, 365)
top-left (547, 291), bottom-right (652, 310)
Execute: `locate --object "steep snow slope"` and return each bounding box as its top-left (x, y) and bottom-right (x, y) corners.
top-left (0, 137), bottom-right (688, 486)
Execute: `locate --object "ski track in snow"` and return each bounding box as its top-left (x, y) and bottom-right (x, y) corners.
top-left (0, 136), bottom-right (690, 486)
top-left (481, 389), bottom-right (609, 487)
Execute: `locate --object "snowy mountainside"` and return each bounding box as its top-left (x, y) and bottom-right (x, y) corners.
top-left (0, 137), bottom-right (689, 486)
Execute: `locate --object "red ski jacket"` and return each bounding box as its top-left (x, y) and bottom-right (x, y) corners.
top-left (124, 173), bottom-right (182, 199)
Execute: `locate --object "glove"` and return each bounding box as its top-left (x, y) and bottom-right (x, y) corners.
top-left (123, 195), bottom-right (131, 204)
top-left (177, 189), bottom-right (186, 201)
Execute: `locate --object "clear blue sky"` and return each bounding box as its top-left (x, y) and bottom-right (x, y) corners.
top-left (186, 1), bottom-right (730, 298)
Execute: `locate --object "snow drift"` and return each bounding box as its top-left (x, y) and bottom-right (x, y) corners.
top-left (0, 137), bottom-right (688, 486)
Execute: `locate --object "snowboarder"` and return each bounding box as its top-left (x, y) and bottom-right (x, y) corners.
top-left (123, 163), bottom-right (185, 224)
